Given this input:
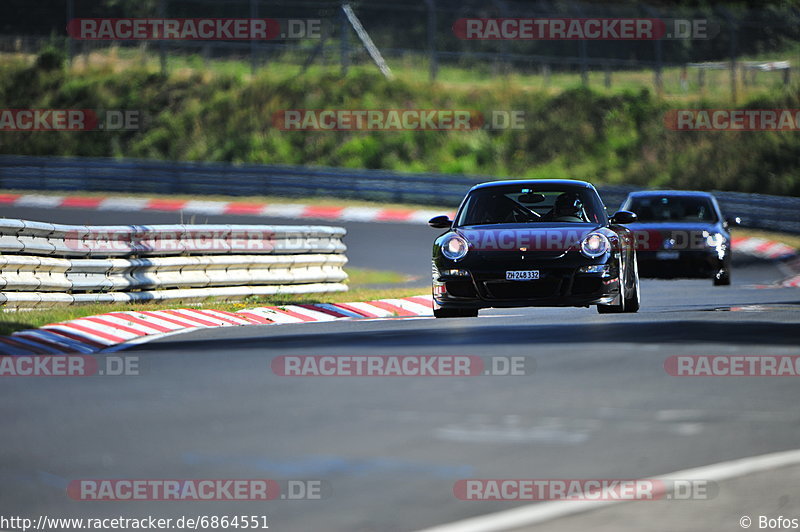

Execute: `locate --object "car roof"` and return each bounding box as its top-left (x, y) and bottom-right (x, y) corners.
top-left (627, 190), bottom-right (715, 198)
top-left (470, 179), bottom-right (595, 191)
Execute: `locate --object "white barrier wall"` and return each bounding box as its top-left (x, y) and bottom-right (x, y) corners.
top-left (0, 219), bottom-right (348, 308)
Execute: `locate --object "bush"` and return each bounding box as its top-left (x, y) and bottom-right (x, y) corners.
top-left (35, 46), bottom-right (66, 71)
top-left (0, 62), bottom-right (798, 196)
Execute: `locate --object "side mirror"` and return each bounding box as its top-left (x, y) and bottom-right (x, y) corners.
top-left (725, 216), bottom-right (741, 228)
top-left (610, 210), bottom-right (637, 224)
top-left (428, 215), bottom-right (453, 229)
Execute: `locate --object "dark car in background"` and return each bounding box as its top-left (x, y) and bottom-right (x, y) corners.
top-left (429, 180), bottom-right (640, 317)
top-left (620, 191), bottom-right (739, 286)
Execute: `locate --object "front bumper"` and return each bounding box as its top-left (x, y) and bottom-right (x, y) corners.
top-left (433, 261), bottom-right (621, 309)
top-left (636, 248), bottom-right (727, 279)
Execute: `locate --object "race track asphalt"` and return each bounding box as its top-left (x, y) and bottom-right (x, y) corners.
top-left (1, 205), bottom-right (799, 531)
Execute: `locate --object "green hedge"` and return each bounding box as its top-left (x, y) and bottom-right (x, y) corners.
top-left (1, 57), bottom-right (798, 196)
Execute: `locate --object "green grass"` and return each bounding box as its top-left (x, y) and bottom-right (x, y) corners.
top-left (346, 268), bottom-right (412, 286)
top-left (53, 45), bottom-right (800, 104)
top-left (2, 47), bottom-right (800, 197)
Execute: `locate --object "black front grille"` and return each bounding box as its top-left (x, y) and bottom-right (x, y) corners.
top-left (482, 278), bottom-right (561, 299)
top-left (571, 276), bottom-right (603, 295)
top-left (445, 280), bottom-right (478, 298)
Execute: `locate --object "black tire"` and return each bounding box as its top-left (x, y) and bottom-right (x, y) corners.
top-left (597, 298), bottom-right (624, 313)
top-left (597, 254), bottom-right (639, 314)
top-left (624, 256), bottom-right (641, 313)
top-left (434, 308), bottom-right (479, 318)
top-left (713, 272), bottom-right (731, 286)
top-left (713, 255), bottom-right (732, 286)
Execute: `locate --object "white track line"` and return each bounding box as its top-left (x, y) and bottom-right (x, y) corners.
top-left (415, 448), bottom-right (800, 532)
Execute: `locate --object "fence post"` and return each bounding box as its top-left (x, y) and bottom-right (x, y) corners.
top-left (567, 1), bottom-right (589, 85)
top-left (653, 52), bottom-right (663, 95)
top-left (340, 4), bottom-right (349, 75)
top-left (645, 6), bottom-right (662, 95)
top-left (158, 0), bottom-right (167, 76)
top-left (202, 44), bottom-right (211, 68)
top-left (721, 9), bottom-right (738, 104)
top-left (425, 0), bottom-right (438, 81)
top-left (494, 0), bottom-right (511, 77)
top-left (250, 0), bottom-right (258, 75)
top-left (66, 0), bottom-right (74, 65)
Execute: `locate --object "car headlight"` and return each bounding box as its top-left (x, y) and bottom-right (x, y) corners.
top-left (441, 235), bottom-right (469, 261)
top-left (580, 233), bottom-right (611, 258)
top-left (705, 232), bottom-right (724, 247)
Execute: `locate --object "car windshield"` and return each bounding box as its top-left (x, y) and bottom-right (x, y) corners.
top-left (626, 195), bottom-right (718, 223)
top-left (456, 185), bottom-right (606, 226)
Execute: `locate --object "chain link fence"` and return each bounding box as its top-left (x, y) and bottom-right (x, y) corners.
top-left (2, 1), bottom-right (798, 96)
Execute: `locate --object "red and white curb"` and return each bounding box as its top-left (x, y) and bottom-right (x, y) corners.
top-left (0, 295), bottom-right (434, 356)
top-left (731, 236), bottom-right (796, 261)
top-left (731, 237), bottom-right (800, 289)
top-left (0, 193), bottom-right (451, 224)
top-left (731, 237), bottom-right (799, 288)
top-left (782, 274), bottom-right (800, 288)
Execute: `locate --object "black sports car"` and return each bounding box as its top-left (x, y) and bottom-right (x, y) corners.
top-left (429, 180), bottom-right (641, 317)
top-left (620, 191), bottom-right (739, 286)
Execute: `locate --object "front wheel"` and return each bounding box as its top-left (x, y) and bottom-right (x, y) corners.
top-left (624, 256), bottom-right (641, 313)
top-left (713, 268), bottom-right (731, 286)
top-left (713, 275), bottom-right (731, 286)
top-left (596, 299), bottom-right (623, 314)
top-left (597, 255), bottom-right (639, 314)
top-left (434, 308), bottom-right (479, 318)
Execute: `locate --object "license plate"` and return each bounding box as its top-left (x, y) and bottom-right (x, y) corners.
top-left (506, 270), bottom-right (540, 281)
top-left (656, 251), bottom-right (680, 260)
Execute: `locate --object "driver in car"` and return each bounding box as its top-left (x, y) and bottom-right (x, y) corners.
top-left (547, 192), bottom-right (585, 222)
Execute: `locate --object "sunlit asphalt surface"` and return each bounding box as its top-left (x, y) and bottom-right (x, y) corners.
top-left (1, 205), bottom-right (799, 531)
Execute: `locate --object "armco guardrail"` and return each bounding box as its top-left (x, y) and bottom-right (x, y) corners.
top-left (0, 219), bottom-right (348, 308)
top-left (1, 155), bottom-right (798, 234)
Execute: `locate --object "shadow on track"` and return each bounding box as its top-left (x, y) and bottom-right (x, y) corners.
top-left (128, 318), bottom-right (800, 354)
